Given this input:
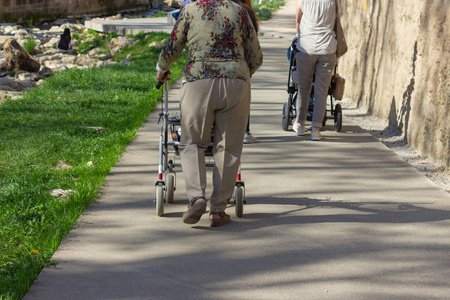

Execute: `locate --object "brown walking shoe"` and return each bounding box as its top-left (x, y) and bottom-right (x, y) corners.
top-left (182, 197), bottom-right (207, 224)
top-left (209, 211), bottom-right (230, 227)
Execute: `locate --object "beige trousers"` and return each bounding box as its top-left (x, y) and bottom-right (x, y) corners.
top-left (295, 51), bottom-right (336, 128)
top-left (180, 78), bottom-right (251, 212)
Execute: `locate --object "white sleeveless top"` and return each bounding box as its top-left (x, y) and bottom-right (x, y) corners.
top-left (297, 0), bottom-right (337, 55)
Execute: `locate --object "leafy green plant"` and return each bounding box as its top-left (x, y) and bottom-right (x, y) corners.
top-left (24, 13), bottom-right (40, 28)
top-left (86, 29), bottom-right (100, 37)
top-left (106, 32), bottom-right (119, 42)
top-left (77, 31), bottom-right (118, 54)
top-left (255, 7), bottom-right (272, 20)
top-left (93, 36), bottom-right (106, 48)
top-left (252, 0), bottom-right (285, 20)
top-left (145, 11), bottom-right (166, 18)
top-left (23, 37), bottom-right (37, 54)
top-left (72, 32), bottom-right (80, 40)
top-left (114, 31), bottom-right (168, 62)
top-left (77, 40), bottom-right (94, 53)
top-left (25, 19), bottom-right (34, 29)
top-left (155, 11), bottom-right (166, 17)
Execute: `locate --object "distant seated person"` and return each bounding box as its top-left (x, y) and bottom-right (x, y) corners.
top-left (57, 28), bottom-right (72, 51)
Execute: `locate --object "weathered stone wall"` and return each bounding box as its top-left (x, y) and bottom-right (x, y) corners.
top-left (0, 0), bottom-right (150, 22)
top-left (338, 0), bottom-right (450, 168)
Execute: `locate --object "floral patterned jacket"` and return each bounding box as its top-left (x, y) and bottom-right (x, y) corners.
top-left (156, 0), bottom-right (263, 84)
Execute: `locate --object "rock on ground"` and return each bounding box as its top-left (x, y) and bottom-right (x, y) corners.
top-left (0, 19), bottom-right (143, 97)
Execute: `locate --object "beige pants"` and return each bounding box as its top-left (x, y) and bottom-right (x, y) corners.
top-left (180, 78), bottom-right (251, 212)
top-left (295, 51), bottom-right (336, 128)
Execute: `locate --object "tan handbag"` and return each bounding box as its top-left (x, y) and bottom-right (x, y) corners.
top-left (335, 0), bottom-right (348, 58)
top-left (332, 74), bottom-right (345, 100)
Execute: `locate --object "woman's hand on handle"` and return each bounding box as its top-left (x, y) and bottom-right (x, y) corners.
top-left (156, 71), bottom-right (171, 83)
top-left (156, 71), bottom-right (171, 89)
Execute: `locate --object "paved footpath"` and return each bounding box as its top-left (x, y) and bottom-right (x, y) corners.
top-left (25, 1), bottom-right (450, 299)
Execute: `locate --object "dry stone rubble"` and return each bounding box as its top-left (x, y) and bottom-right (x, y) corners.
top-left (0, 16), bottom-right (147, 102)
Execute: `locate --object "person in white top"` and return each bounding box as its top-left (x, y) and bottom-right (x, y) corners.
top-left (292, 0), bottom-right (338, 140)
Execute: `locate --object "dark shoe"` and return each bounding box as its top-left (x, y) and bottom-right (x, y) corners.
top-left (182, 197), bottom-right (207, 224)
top-left (209, 211), bottom-right (230, 227)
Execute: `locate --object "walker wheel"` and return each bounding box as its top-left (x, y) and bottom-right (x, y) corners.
top-left (334, 103), bottom-right (342, 132)
top-left (155, 185), bottom-right (164, 216)
top-left (234, 186), bottom-right (244, 218)
top-left (282, 102), bottom-right (290, 131)
top-left (166, 175), bottom-right (175, 204)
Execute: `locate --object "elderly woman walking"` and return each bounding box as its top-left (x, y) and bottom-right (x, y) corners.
top-left (156, 0), bottom-right (263, 227)
top-left (293, 0), bottom-right (338, 140)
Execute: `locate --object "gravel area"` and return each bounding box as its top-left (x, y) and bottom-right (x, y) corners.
top-left (340, 99), bottom-right (450, 194)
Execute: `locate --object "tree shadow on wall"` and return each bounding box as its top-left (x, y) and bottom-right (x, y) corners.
top-left (388, 41), bottom-right (417, 145)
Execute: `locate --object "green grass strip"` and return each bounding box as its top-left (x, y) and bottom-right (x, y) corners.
top-left (0, 31), bottom-right (187, 300)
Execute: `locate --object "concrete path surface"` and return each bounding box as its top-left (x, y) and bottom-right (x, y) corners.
top-left (25, 1), bottom-right (450, 300)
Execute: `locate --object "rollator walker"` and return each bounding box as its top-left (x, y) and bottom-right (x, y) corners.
top-left (154, 80), bottom-right (246, 217)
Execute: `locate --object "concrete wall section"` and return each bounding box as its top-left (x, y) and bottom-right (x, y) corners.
top-left (338, 0), bottom-right (450, 168)
top-left (0, 0), bottom-right (150, 22)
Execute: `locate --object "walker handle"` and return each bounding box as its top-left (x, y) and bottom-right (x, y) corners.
top-left (156, 71), bottom-right (170, 90)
